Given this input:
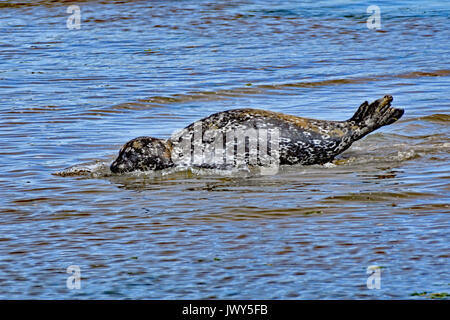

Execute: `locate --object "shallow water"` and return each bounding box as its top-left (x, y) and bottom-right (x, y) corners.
top-left (0, 0), bottom-right (449, 299)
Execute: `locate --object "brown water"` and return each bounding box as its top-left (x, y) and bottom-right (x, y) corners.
top-left (0, 0), bottom-right (449, 299)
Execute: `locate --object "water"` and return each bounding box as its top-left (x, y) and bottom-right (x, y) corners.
top-left (0, 0), bottom-right (449, 299)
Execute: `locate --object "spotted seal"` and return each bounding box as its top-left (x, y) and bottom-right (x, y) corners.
top-left (110, 95), bottom-right (404, 173)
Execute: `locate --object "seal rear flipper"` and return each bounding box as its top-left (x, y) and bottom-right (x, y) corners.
top-left (348, 101), bottom-right (370, 124)
top-left (348, 95), bottom-right (404, 138)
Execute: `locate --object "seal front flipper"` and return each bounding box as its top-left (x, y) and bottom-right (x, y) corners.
top-left (110, 136), bottom-right (174, 173)
top-left (348, 95), bottom-right (404, 141)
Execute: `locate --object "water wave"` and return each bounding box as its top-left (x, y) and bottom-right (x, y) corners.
top-left (106, 69), bottom-right (450, 108)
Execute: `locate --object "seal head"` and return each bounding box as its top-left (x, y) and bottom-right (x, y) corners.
top-left (110, 136), bottom-right (173, 173)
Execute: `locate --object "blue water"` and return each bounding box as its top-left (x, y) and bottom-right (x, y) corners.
top-left (0, 0), bottom-right (449, 299)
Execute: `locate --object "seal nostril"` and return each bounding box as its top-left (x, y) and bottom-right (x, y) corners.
top-left (110, 162), bottom-right (118, 173)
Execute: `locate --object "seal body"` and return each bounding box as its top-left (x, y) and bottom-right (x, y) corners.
top-left (110, 95), bottom-right (404, 173)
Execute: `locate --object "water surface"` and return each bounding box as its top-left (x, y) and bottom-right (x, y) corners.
top-left (0, 0), bottom-right (449, 299)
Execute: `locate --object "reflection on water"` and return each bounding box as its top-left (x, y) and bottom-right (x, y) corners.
top-left (0, 0), bottom-right (449, 299)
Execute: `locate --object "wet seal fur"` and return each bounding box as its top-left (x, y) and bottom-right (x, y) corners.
top-left (110, 95), bottom-right (404, 173)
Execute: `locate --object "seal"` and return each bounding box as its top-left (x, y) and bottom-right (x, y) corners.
top-left (110, 95), bottom-right (404, 173)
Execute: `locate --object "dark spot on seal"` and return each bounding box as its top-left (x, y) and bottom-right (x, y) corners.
top-left (110, 95), bottom-right (404, 173)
